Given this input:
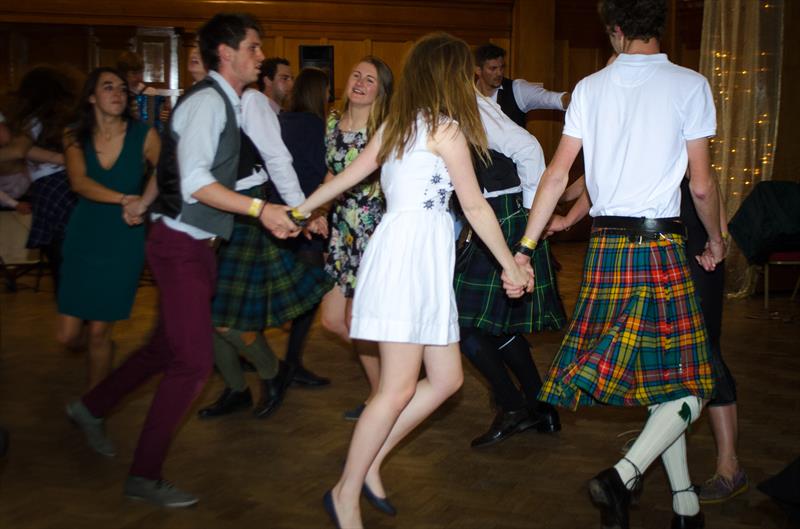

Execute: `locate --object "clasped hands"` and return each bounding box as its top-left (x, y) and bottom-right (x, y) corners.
top-left (122, 195), bottom-right (147, 226)
top-left (259, 203), bottom-right (328, 240)
top-left (502, 252), bottom-right (535, 299)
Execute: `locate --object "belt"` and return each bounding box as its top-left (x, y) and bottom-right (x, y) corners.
top-left (592, 216), bottom-right (685, 241)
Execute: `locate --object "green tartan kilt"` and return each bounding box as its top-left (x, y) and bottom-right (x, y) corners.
top-left (538, 229), bottom-right (715, 410)
top-left (211, 188), bottom-right (334, 330)
top-left (454, 193), bottom-right (567, 335)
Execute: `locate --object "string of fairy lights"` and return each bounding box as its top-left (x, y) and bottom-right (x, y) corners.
top-left (704, 0), bottom-right (781, 204)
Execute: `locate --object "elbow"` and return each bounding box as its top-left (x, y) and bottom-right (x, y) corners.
top-left (689, 177), bottom-right (715, 202)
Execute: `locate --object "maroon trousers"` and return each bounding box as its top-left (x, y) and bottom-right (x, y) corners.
top-left (82, 220), bottom-right (216, 479)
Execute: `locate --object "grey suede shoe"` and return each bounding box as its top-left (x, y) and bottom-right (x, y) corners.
top-left (699, 470), bottom-right (749, 504)
top-left (65, 400), bottom-right (116, 457)
top-left (124, 476), bottom-right (199, 508)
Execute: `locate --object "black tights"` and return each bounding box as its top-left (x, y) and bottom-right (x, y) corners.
top-left (460, 327), bottom-right (544, 412)
top-left (285, 305), bottom-right (318, 368)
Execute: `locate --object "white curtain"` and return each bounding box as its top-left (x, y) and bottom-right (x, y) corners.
top-left (699, 0), bottom-right (784, 294)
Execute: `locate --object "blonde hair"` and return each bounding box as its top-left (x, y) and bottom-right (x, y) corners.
top-left (340, 56), bottom-right (394, 139)
top-left (378, 33), bottom-right (488, 164)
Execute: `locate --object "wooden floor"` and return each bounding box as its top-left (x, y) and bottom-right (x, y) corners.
top-left (1, 242), bottom-right (798, 529)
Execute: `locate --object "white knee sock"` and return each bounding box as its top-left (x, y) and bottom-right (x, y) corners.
top-left (662, 433), bottom-right (700, 516)
top-left (613, 397), bottom-right (703, 491)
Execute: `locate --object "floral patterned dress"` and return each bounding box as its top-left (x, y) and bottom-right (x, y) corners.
top-left (324, 111), bottom-right (385, 298)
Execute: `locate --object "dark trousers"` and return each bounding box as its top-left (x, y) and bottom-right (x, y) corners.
top-left (460, 327), bottom-right (544, 412)
top-left (82, 221), bottom-right (216, 480)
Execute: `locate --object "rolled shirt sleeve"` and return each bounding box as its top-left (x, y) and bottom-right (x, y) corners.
top-left (512, 79), bottom-right (567, 112)
top-left (477, 95), bottom-right (546, 208)
top-left (240, 90), bottom-right (305, 206)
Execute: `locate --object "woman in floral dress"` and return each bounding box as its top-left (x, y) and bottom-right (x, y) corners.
top-left (319, 56), bottom-right (393, 419)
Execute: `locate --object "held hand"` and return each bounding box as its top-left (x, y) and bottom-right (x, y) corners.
top-left (502, 257), bottom-right (533, 299)
top-left (262, 203), bottom-right (301, 239)
top-left (15, 201), bottom-right (32, 215)
top-left (123, 196), bottom-right (147, 221)
top-left (695, 239), bottom-right (726, 272)
top-left (305, 216), bottom-right (329, 239)
top-left (544, 214), bottom-right (570, 238)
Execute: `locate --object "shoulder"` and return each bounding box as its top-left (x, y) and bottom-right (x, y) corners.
top-left (326, 109), bottom-right (341, 132)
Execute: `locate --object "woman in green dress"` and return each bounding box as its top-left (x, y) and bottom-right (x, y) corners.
top-left (57, 67), bottom-right (160, 389)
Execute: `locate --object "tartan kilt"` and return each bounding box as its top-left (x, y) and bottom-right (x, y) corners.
top-left (539, 230), bottom-right (715, 410)
top-left (211, 189), bottom-right (334, 330)
top-left (454, 193), bottom-right (566, 335)
top-left (27, 170), bottom-right (77, 248)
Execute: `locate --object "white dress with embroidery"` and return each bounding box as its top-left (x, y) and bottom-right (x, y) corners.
top-left (349, 115), bottom-right (459, 346)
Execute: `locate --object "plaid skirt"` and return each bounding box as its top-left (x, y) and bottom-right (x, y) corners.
top-left (211, 189), bottom-right (334, 330)
top-left (539, 230), bottom-right (715, 409)
top-left (27, 170), bottom-right (77, 248)
top-left (454, 193), bottom-right (566, 335)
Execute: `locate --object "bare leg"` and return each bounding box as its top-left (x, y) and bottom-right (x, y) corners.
top-left (56, 314), bottom-right (86, 351)
top-left (86, 321), bottom-right (114, 389)
top-left (365, 342), bottom-right (463, 497)
top-left (329, 342), bottom-right (425, 529)
top-left (708, 403), bottom-right (740, 478)
top-left (320, 287), bottom-right (350, 343)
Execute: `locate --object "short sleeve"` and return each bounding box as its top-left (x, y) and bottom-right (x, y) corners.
top-left (562, 80), bottom-right (583, 139)
top-left (682, 79), bottom-right (716, 140)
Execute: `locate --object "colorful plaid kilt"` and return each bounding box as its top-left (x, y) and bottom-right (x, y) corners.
top-left (211, 188), bottom-right (334, 330)
top-left (26, 170), bottom-right (77, 248)
top-left (539, 229), bottom-right (715, 409)
top-left (454, 193), bottom-right (566, 335)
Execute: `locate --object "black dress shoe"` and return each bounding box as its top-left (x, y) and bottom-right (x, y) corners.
top-left (253, 362), bottom-right (293, 419)
top-left (470, 409), bottom-right (536, 448)
top-left (530, 402), bottom-right (562, 433)
top-left (671, 512), bottom-right (704, 529)
top-left (362, 483), bottom-right (397, 516)
top-left (197, 387), bottom-right (253, 419)
top-left (588, 467), bottom-right (632, 529)
top-left (323, 490), bottom-right (341, 529)
top-left (291, 365), bottom-right (331, 387)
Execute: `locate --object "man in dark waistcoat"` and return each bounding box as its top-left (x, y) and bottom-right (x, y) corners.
top-left (65, 12), bottom-right (298, 508)
top-left (474, 43), bottom-right (569, 128)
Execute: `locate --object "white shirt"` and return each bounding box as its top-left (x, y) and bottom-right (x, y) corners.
top-left (26, 119), bottom-right (64, 182)
top-left (489, 79), bottom-right (567, 112)
top-left (157, 70), bottom-right (241, 239)
top-left (477, 95), bottom-right (546, 209)
top-left (564, 53), bottom-right (716, 218)
top-left (239, 89), bottom-right (305, 206)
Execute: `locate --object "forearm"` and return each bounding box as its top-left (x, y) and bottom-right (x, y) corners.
top-left (563, 190), bottom-right (591, 228)
top-left (463, 201), bottom-right (516, 271)
top-left (191, 181), bottom-right (258, 217)
top-left (690, 178), bottom-right (723, 243)
top-left (560, 175), bottom-right (586, 203)
top-left (141, 173), bottom-right (159, 208)
top-left (522, 168), bottom-right (570, 243)
top-left (0, 189), bottom-right (18, 208)
top-left (27, 146), bottom-right (64, 165)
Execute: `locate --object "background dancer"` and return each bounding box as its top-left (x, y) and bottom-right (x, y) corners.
top-left (317, 56), bottom-right (393, 420)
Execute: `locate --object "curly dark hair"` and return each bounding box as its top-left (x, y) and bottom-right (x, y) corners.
top-left (598, 0), bottom-right (667, 41)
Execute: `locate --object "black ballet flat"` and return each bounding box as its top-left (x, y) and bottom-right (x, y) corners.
top-left (323, 490), bottom-right (341, 529)
top-left (362, 483), bottom-right (397, 516)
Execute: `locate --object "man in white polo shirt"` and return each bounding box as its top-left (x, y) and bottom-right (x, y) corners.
top-left (505, 1), bottom-right (723, 528)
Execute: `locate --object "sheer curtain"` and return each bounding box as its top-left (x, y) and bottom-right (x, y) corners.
top-left (699, 0), bottom-right (784, 295)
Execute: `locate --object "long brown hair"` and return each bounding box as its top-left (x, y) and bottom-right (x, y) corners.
top-left (377, 33), bottom-right (488, 164)
top-left (287, 67), bottom-right (329, 120)
top-left (340, 56), bottom-right (393, 139)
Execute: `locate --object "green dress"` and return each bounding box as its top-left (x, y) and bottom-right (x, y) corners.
top-left (58, 120), bottom-right (149, 321)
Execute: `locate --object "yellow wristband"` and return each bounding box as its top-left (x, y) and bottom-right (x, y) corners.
top-left (248, 198), bottom-right (265, 218)
top-left (519, 236), bottom-right (537, 250)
